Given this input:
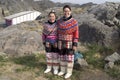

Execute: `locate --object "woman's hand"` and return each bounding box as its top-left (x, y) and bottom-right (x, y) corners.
top-left (43, 42), bottom-right (45, 45)
top-left (46, 42), bottom-right (50, 47)
top-left (73, 46), bottom-right (77, 51)
top-left (54, 42), bottom-right (57, 48)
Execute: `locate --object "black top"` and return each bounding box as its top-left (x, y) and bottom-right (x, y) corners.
top-left (48, 20), bottom-right (56, 25)
top-left (63, 15), bottom-right (72, 21)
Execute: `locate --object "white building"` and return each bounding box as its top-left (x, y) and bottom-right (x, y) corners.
top-left (5, 11), bottom-right (41, 26)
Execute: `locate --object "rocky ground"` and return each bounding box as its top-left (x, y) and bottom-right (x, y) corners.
top-left (0, 21), bottom-right (44, 56)
top-left (0, 1), bottom-right (120, 80)
top-left (1, 2), bottom-right (120, 55)
top-left (74, 2), bottom-right (120, 51)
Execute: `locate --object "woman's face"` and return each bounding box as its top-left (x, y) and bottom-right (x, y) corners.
top-left (63, 8), bottom-right (71, 18)
top-left (49, 13), bottom-right (56, 22)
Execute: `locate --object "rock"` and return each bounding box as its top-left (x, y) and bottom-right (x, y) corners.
top-left (74, 58), bottom-right (88, 70)
top-left (1, 6), bottom-right (10, 16)
top-left (0, 7), bottom-right (4, 20)
top-left (104, 20), bottom-right (115, 26)
top-left (0, 0), bottom-right (56, 16)
top-left (0, 21), bottom-right (44, 56)
top-left (104, 61), bottom-right (114, 69)
top-left (77, 58), bottom-right (88, 67)
top-left (0, 75), bottom-right (11, 80)
top-left (104, 52), bottom-right (120, 69)
top-left (76, 13), bottom-right (117, 46)
top-left (88, 2), bottom-right (119, 21)
top-left (74, 2), bottom-right (120, 49)
top-left (105, 52), bottom-right (120, 62)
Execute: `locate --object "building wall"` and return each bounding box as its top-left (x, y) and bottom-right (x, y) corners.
top-left (5, 11), bottom-right (41, 26)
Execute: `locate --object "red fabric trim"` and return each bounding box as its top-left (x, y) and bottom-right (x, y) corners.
top-left (53, 63), bottom-right (59, 66)
top-left (47, 62), bottom-right (53, 65)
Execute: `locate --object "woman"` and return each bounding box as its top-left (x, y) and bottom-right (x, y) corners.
top-left (42, 11), bottom-right (59, 75)
top-left (57, 5), bottom-right (79, 79)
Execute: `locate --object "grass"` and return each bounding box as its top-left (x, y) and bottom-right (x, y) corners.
top-left (83, 44), bottom-right (115, 68)
top-left (0, 53), bottom-right (84, 80)
top-left (12, 55), bottom-right (39, 68)
top-left (82, 44), bottom-right (120, 78)
top-left (106, 67), bottom-right (120, 79)
top-left (71, 69), bottom-right (83, 80)
top-left (105, 60), bottom-right (120, 79)
top-left (0, 46), bottom-right (120, 80)
top-left (0, 55), bottom-right (8, 62)
top-left (0, 55), bottom-right (9, 67)
top-left (10, 53), bottom-right (46, 73)
top-left (0, 53), bottom-right (46, 79)
top-left (83, 44), bottom-right (106, 69)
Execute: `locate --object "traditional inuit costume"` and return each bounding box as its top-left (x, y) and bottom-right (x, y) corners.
top-left (57, 15), bottom-right (79, 78)
top-left (42, 21), bottom-right (59, 75)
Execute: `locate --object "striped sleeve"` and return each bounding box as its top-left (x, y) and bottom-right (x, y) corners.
top-left (73, 20), bottom-right (79, 46)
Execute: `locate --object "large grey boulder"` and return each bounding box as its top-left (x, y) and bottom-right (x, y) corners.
top-left (74, 2), bottom-right (120, 50)
top-left (0, 0), bottom-right (55, 16)
top-left (0, 75), bottom-right (11, 80)
top-left (0, 21), bottom-right (44, 56)
top-left (0, 0), bottom-right (33, 15)
top-left (105, 52), bottom-right (120, 62)
top-left (74, 58), bottom-right (88, 69)
top-left (88, 2), bottom-right (119, 21)
top-left (88, 2), bottom-right (120, 28)
top-left (104, 52), bottom-right (120, 69)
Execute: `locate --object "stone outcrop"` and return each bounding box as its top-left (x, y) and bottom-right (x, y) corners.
top-left (74, 2), bottom-right (120, 50)
top-left (0, 21), bottom-right (44, 56)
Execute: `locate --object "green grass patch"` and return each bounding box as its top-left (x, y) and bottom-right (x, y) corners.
top-left (12, 55), bottom-right (38, 68)
top-left (0, 55), bottom-right (8, 62)
top-left (11, 54), bottom-right (46, 69)
top-left (83, 44), bottom-right (120, 79)
top-left (83, 44), bottom-right (113, 69)
top-left (106, 68), bottom-right (120, 78)
top-left (15, 66), bottom-right (33, 72)
top-left (0, 50), bottom-right (119, 80)
top-left (105, 60), bottom-right (120, 78)
top-left (71, 69), bottom-right (83, 80)
top-left (0, 55), bottom-right (9, 67)
top-left (44, 74), bottom-right (64, 80)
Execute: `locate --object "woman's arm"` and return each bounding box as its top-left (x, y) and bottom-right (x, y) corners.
top-left (73, 22), bottom-right (79, 47)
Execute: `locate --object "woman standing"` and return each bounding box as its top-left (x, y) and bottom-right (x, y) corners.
top-left (57, 5), bottom-right (79, 79)
top-left (42, 11), bottom-right (59, 75)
